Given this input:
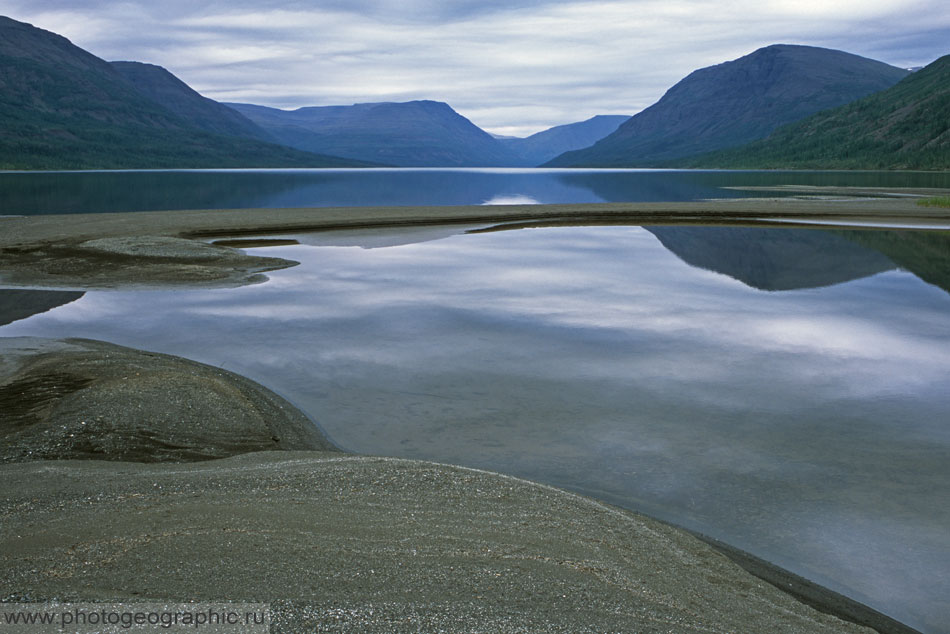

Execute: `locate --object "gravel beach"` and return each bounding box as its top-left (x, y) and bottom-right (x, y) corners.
top-left (2, 450), bottom-right (879, 633)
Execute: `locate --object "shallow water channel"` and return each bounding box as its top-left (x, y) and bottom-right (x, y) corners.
top-left (2, 222), bottom-right (949, 632)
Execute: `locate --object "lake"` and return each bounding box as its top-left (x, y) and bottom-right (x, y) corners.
top-left (3, 167), bottom-right (950, 214)
top-left (1, 169), bottom-right (949, 632)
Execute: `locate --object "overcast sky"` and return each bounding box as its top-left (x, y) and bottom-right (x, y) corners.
top-left (2, 0), bottom-right (948, 136)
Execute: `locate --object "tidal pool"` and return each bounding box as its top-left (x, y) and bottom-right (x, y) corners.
top-left (2, 223), bottom-right (949, 632)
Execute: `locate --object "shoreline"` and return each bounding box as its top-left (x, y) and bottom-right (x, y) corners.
top-left (1, 198), bottom-right (941, 631)
top-left (3, 198), bottom-right (950, 246)
top-left (2, 197), bottom-right (948, 291)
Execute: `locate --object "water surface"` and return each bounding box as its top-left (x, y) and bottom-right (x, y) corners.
top-left (3, 167), bottom-right (950, 215)
top-left (2, 223), bottom-right (949, 632)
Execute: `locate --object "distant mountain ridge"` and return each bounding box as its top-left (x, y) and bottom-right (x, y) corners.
top-left (546, 45), bottom-right (910, 167)
top-left (0, 15), bottom-right (367, 169)
top-left (498, 115), bottom-right (629, 166)
top-left (677, 55), bottom-right (950, 169)
top-left (227, 100), bottom-right (519, 167)
top-left (229, 101), bottom-right (629, 166)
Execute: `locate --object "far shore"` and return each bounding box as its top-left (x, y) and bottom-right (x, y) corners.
top-left (1, 195), bottom-right (941, 632)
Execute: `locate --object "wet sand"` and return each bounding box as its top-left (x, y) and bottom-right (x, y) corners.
top-left (0, 337), bottom-right (335, 463)
top-left (1, 197), bottom-right (948, 289)
top-left (1, 198), bottom-right (941, 632)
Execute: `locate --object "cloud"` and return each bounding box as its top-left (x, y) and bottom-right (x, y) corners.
top-left (1, 0), bottom-right (947, 135)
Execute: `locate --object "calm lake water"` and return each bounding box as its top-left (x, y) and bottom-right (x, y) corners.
top-left (2, 220), bottom-right (949, 632)
top-left (3, 167), bottom-right (950, 214)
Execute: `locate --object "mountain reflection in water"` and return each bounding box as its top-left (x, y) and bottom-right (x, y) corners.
top-left (0, 289), bottom-right (85, 327)
top-left (644, 226), bottom-right (896, 290)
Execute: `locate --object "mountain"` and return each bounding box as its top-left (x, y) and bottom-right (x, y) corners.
top-left (499, 115), bottom-right (629, 166)
top-left (678, 55), bottom-right (950, 170)
top-left (110, 61), bottom-right (273, 142)
top-left (0, 16), bottom-right (366, 169)
top-left (546, 45), bottom-right (910, 167)
top-left (227, 100), bottom-right (519, 167)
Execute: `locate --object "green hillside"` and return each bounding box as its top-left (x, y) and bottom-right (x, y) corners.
top-left (0, 16), bottom-right (367, 169)
top-left (546, 45), bottom-right (909, 167)
top-left (680, 55), bottom-right (950, 169)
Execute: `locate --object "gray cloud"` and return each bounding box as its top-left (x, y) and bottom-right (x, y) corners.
top-left (1, 0), bottom-right (947, 135)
